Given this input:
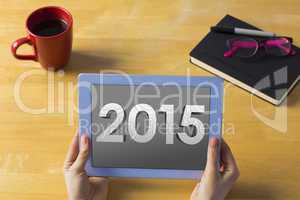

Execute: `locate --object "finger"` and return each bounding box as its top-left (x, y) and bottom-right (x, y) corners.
top-left (190, 183), bottom-right (201, 199)
top-left (204, 137), bottom-right (220, 175)
top-left (89, 177), bottom-right (109, 198)
top-left (71, 134), bottom-right (90, 172)
top-left (64, 132), bottom-right (80, 169)
top-left (89, 177), bottom-right (109, 187)
top-left (221, 140), bottom-right (238, 171)
top-left (220, 140), bottom-right (240, 182)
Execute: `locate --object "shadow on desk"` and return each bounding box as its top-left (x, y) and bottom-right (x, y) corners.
top-left (228, 181), bottom-right (278, 199)
top-left (287, 83), bottom-right (300, 107)
top-left (64, 50), bottom-right (120, 74)
top-left (108, 178), bottom-right (194, 199)
top-left (108, 179), bottom-right (278, 200)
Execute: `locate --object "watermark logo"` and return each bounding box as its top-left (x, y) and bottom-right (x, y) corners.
top-left (251, 66), bottom-right (288, 133)
top-left (12, 66), bottom-right (290, 137)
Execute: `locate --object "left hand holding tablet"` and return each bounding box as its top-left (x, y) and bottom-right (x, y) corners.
top-left (64, 133), bottom-right (108, 200)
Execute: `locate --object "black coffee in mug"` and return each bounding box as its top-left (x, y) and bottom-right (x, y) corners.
top-left (32, 19), bottom-right (67, 36)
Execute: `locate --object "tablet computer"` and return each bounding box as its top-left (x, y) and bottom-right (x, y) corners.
top-left (79, 73), bottom-right (223, 179)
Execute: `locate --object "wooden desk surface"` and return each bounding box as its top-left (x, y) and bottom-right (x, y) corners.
top-left (1, 1), bottom-right (300, 199)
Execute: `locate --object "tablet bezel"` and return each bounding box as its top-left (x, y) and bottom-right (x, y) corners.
top-left (78, 73), bottom-right (223, 179)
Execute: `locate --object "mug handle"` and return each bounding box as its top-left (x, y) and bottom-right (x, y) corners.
top-left (11, 36), bottom-right (37, 61)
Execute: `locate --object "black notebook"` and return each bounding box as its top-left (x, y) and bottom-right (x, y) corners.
top-left (190, 15), bottom-right (300, 105)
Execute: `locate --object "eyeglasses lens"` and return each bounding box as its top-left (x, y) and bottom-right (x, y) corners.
top-left (227, 37), bottom-right (258, 57)
top-left (265, 38), bottom-right (291, 56)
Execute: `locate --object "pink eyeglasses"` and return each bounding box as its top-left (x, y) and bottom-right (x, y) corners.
top-left (224, 37), bottom-right (296, 58)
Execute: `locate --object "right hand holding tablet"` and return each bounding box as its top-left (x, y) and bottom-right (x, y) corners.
top-left (190, 138), bottom-right (240, 200)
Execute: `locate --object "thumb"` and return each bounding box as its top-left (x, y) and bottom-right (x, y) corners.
top-left (71, 134), bottom-right (89, 172)
top-left (204, 137), bottom-right (219, 175)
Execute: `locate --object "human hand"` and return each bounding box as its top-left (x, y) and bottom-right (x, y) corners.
top-left (191, 137), bottom-right (239, 200)
top-left (64, 133), bottom-right (108, 200)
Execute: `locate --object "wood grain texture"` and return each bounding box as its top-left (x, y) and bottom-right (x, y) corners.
top-left (1, 0), bottom-right (300, 199)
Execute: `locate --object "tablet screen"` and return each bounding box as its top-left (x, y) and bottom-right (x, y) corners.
top-left (91, 84), bottom-right (211, 170)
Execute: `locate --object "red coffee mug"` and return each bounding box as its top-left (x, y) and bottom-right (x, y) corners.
top-left (11, 6), bottom-right (73, 70)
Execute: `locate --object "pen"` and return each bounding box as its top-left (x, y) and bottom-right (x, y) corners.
top-left (211, 26), bottom-right (276, 37)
